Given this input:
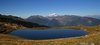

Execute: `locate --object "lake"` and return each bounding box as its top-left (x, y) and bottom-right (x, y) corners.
top-left (9, 28), bottom-right (87, 40)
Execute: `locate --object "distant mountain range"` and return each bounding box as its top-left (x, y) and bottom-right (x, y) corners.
top-left (26, 14), bottom-right (100, 26)
top-left (86, 15), bottom-right (100, 19)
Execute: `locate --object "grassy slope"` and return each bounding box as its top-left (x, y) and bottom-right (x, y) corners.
top-left (0, 25), bottom-right (100, 45)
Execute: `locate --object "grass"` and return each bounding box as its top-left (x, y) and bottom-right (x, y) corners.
top-left (0, 25), bottom-right (100, 45)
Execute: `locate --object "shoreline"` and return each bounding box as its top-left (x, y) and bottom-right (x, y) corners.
top-left (0, 25), bottom-right (100, 45)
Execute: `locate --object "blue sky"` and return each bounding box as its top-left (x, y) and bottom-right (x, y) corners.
top-left (0, 0), bottom-right (100, 18)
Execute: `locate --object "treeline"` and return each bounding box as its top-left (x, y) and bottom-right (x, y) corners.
top-left (0, 14), bottom-right (47, 28)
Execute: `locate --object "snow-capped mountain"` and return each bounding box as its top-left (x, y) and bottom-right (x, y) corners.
top-left (47, 13), bottom-right (59, 17)
top-left (25, 14), bottom-right (100, 26)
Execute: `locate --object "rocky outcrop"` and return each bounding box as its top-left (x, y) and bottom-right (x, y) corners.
top-left (0, 22), bottom-right (25, 33)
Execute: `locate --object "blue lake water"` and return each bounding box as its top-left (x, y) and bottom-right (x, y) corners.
top-left (9, 28), bottom-right (87, 40)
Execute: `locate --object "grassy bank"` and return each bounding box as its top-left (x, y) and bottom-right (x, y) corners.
top-left (0, 25), bottom-right (100, 45)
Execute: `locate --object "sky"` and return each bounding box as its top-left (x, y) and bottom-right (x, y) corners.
top-left (0, 0), bottom-right (100, 18)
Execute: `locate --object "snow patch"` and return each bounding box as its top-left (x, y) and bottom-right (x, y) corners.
top-left (48, 13), bottom-right (59, 17)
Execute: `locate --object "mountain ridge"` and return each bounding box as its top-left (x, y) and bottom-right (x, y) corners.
top-left (86, 15), bottom-right (100, 19)
top-left (0, 14), bottom-right (48, 33)
top-left (26, 15), bottom-right (100, 26)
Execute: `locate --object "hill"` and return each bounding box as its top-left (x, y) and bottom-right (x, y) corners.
top-left (0, 14), bottom-right (47, 33)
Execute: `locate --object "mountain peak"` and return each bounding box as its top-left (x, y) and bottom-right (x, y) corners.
top-left (48, 13), bottom-right (59, 17)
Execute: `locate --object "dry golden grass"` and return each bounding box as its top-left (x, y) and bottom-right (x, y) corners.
top-left (0, 25), bottom-right (100, 45)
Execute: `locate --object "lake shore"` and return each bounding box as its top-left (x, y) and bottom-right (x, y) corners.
top-left (0, 25), bottom-right (100, 45)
